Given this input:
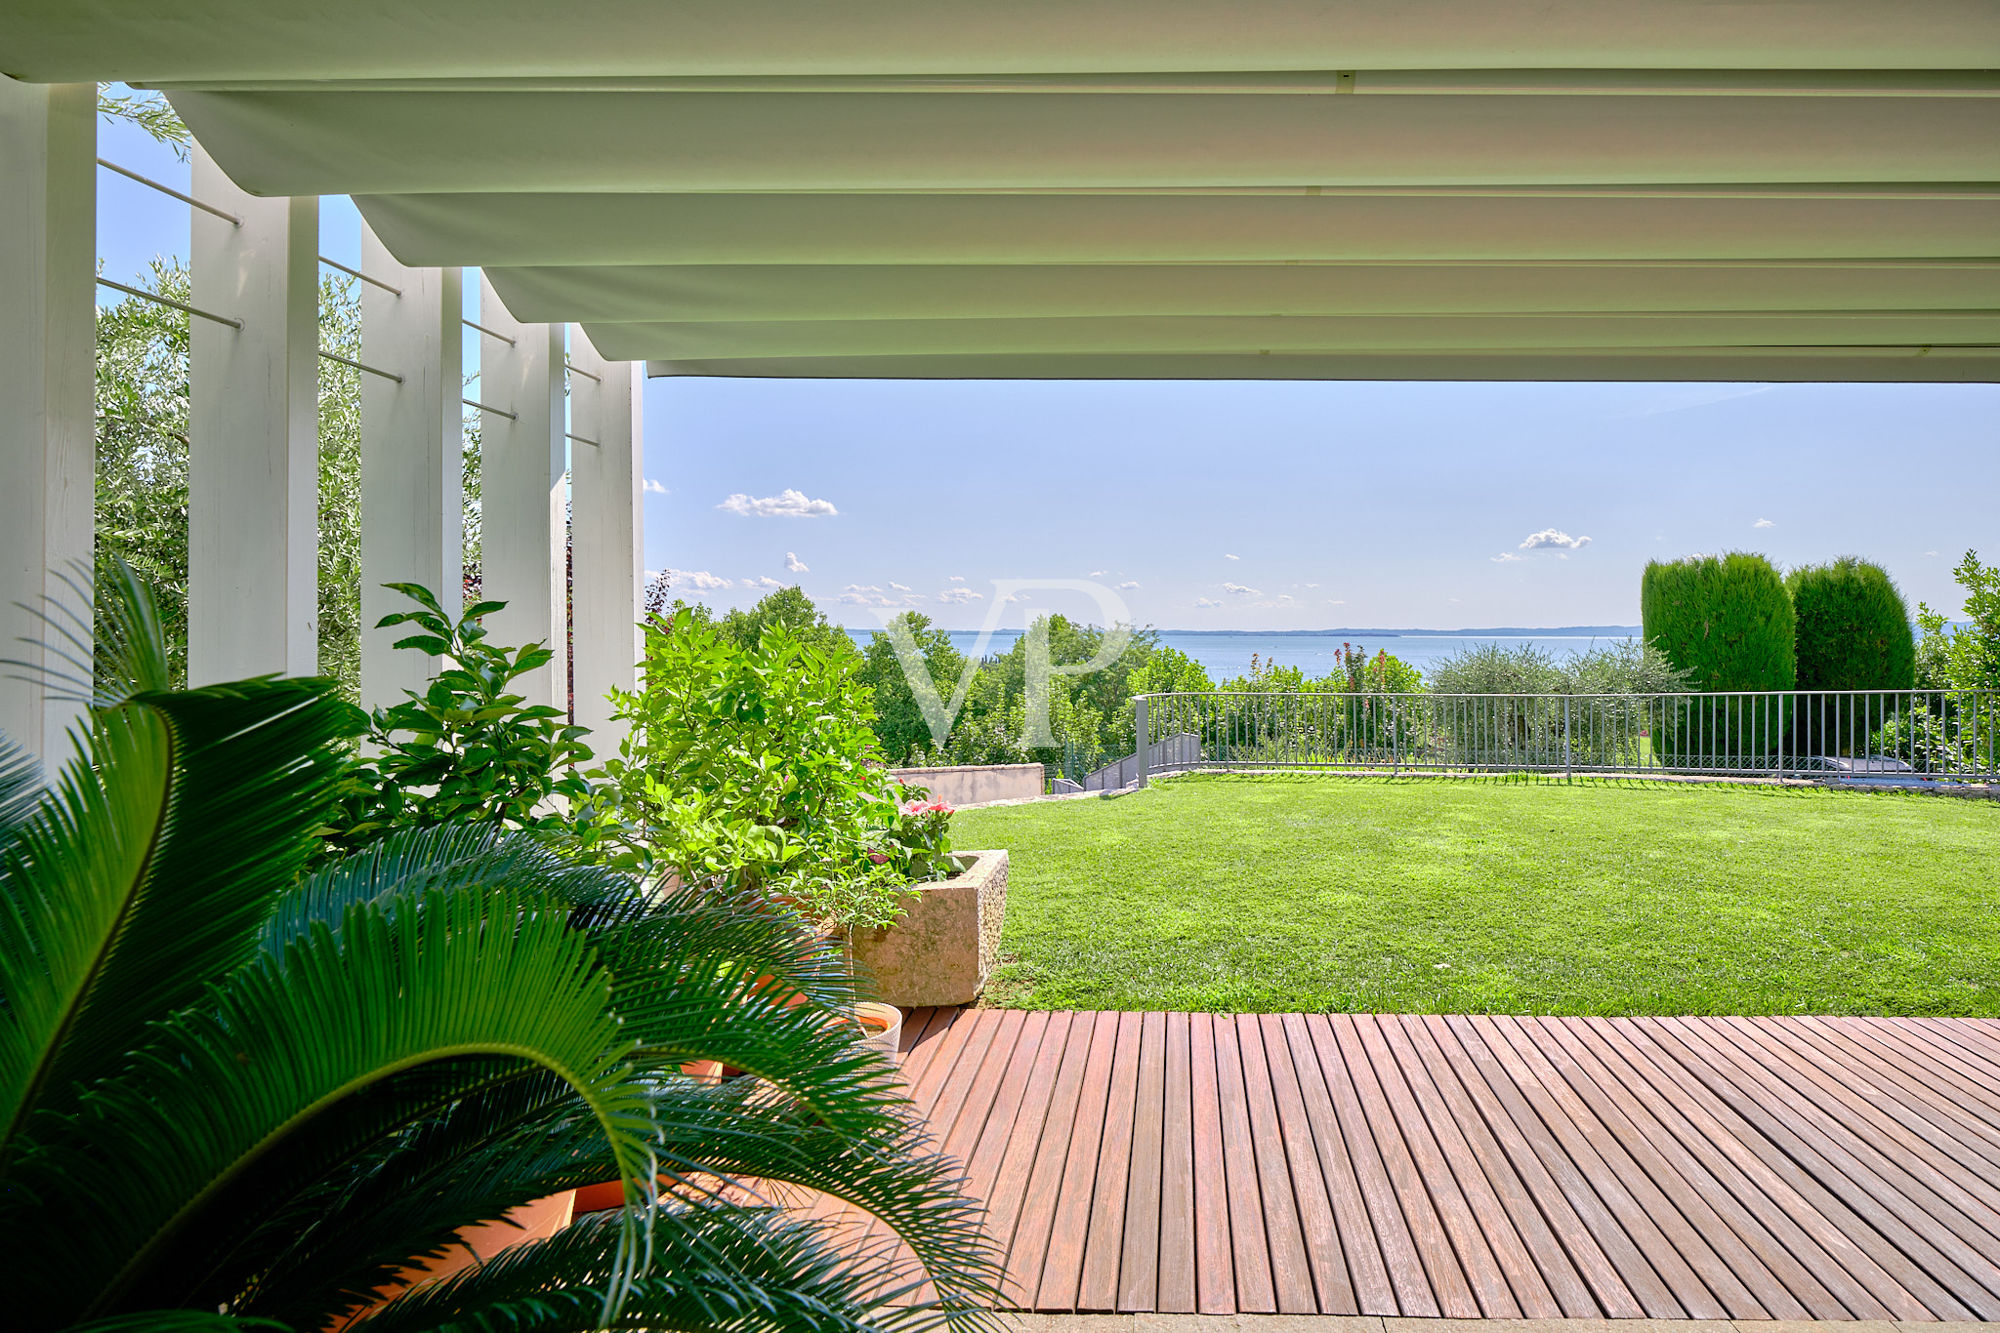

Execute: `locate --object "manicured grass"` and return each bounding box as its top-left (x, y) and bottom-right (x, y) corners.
top-left (950, 774), bottom-right (2000, 1016)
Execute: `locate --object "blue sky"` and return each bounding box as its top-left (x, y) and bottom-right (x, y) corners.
top-left (98, 103), bottom-right (1998, 634)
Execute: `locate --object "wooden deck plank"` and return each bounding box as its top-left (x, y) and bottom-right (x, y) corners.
top-left (1279, 1012), bottom-right (1397, 1316)
top-left (1453, 1015), bottom-right (1720, 1319)
top-left (1794, 1019), bottom-right (2000, 1168)
top-left (1380, 1015), bottom-right (1577, 1317)
top-left (854, 1011), bottom-right (2000, 1321)
top-left (1213, 1012), bottom-right (1280, 1312)
top-left (1642, 1016), bottom-right (1996, 1320)
top-left (1079, 1011), bottom-right (1146, 1310)
top-left (1573, 1017), bottom-right (1909, 1322)
top-left (1301, 1013), bottom-right (1440, 1316)
top-left (1154, 1012), bottom-right (1198, 1314)
top-left (1188, 1013), bottom-right (1236, 1314)
top-left (1259, 1014), bottom-right (1358, 1315)
top-left (1359, 1014), bottom-right (1533, 1318)
top-left (1538, 1018), bottom-right (1837, 1320)
top-left (1235, 1014), bottom-right (1318, 1313)
top-left (982, 1011), bottom-right (1079, 1304)
top-left (1692, 1019), bottom-right (2000, 1281)
top-left (1415, 1014), bottom-right (1646, 1319)
top-left (1010, 1011), bottom-right (1102, 1308)
top-left (1327, 1014), bottom-right (1481, 1317)
top-left (1484, 1015), bottom-right (1769, 1319)
top-left (1725, 1018), bottom-right (2000, 1221)
top-left (1116, 1011), bottom-right (1169, 1312)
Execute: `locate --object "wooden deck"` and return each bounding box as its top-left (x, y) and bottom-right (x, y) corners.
top-left (839, 1009), bottom-right (2000, 1320)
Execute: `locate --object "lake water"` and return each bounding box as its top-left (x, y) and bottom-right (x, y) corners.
top-left (845, 628), bottom-right (1644, 683)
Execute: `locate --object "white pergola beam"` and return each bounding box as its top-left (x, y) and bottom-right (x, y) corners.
top-left (580, 311), bottom-right (2000, 362)
top-left (358, 191), bottom-right (2000, 268)
top-left (475, 275), bottom-right (567, 711)
top-left (186, 147), bottom-right (320, 686)
top-left (171, 89), bottom-right (2000, 195)
top-left (644, 348), bottom-right (2000, 383)
top-left (7, 0), bottom-right (1997, 81)
top-left (359, 225), bottom-right (464, 710)
top-left (0, 77), bottom-right (93, 765)
top-left (565, 330), bottom-right (642, 748)
top-left (487, 261), bottom-right (2000, 324)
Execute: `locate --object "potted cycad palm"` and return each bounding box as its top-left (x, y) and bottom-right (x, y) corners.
top-left (0, 567), bottom-right (998, 1332)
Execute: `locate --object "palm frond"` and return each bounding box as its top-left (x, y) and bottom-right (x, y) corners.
top-left (345, 1204), bottom-right (936, 1333)
top-left (3, 889), bottom-right (655, 1328)
top-left (0, 706), bottom-right (175, 1162)
top-left (67, 1314), bottom-right (286, 1333)
top-left (599, 884), bottom-right (858, 1011)
top-left (0, 678), bottom-right (360, 1145)
top-left (261, 825), bottom-right (649, 957)
top-left (0, 733), bottom-right (45, 868)
top-left (88, 557), bottom-right (176, 706)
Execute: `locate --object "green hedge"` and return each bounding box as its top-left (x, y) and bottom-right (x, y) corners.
top-left (1787, 557), bottom-right (1915, 691)
top-left (1786, 556), bottom-right (1915, 756)
top-left (1641, 553), bottom-right (1795, 761)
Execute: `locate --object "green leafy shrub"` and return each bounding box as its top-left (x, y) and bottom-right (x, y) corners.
top-left (0, 568), bottom-right (994, 1331)
top-left (1642, 552), bottom-right (1796, 762)
top-left (582, 609), bottom-right (923, 933)
top-left (1882, 550), bottom-right (2000, 773)
top-left (323, 584), bottom-right (592, 860)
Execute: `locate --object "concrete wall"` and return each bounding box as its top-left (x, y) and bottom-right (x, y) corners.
top-left (891, 762), bottom-right (1044, 807)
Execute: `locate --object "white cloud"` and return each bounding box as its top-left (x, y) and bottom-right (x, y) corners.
top-left (1923, 550), bottom-right (1941, 557)
top-left (1518, 528), bottom-right (1591, 552)
top-left (1222, 582), bottom-right (1260, 597)
top-left (837, 583), bottom-right (896, 607)
top-left (742, 575), bottom-right (782, 589)
top-left (642, 479), bottom-right (670, 495)
top-left (1611, 384), bottom-right (1777, 419)
top-left (784, 551), bottom-right (809, 574)
top-left (1116, 580), bottom-right (1140, 590)
top-left (1000, 592), bottom-right (1026, 604)
top-left (1304, 582), bottom-right (1320, 589)
top-left (1323, 599), bottom-right (1346, 606)
top-left (1224, 553), bottom-right (1241, 561)
top-left (890, 582), bottom-right (912, 592)
top-left (670, 568), bottom-right (732, 591)
top-left (949, 574), bottom-right (965, 583)
top-left (936, 586), bottom-right (984, 605)
top-left (1753, 518), bottom-right (1775, 529)
top-left (717, 488), bottom-right (838, 519)
top-left (1195, 597), bottom-right (1222, 609)
top-left (1089, 570), bottom-right (1107, 578)
top-left (1491, 552), bottom-right (1523, 563)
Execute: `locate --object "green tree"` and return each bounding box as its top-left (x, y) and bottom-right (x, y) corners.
top-left (1915, 550), bottom-right (2000, 691)
top-left (1787, 557), bottom-right (1915, 691)
top-left (860, 611), bottom-right (972, 764)
top-left (0, 569), bottom-right (994, 1332)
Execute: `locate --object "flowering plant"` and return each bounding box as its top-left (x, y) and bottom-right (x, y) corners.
top-left (875, 793), bottom-right (957, 885)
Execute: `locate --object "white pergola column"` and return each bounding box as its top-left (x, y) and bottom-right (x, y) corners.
top-left (566, 329), bottom-right (643, 745)
top-left (0, 78), bottom-right (94, 765)
top-left (187, 146), bottom-right (320, 685)
top-left (476, 275), bottom-right (567, 710)
top-left (359, 224), bottom-right (463, 710)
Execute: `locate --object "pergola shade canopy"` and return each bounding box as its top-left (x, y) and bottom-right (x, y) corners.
top-left (6, 0), bottom-right (1997, 380)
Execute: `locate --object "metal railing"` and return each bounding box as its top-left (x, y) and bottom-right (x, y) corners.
top-left (1131, 689), bottom-right (2000, 783)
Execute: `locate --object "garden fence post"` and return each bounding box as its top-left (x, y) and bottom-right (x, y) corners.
top-left (1564, 696), bottom-right (1573, 782)
top-left (1135, 695), bottom-right (1150, 789)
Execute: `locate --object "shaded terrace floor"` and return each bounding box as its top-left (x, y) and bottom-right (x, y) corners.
top-left (816, 1009), bottom-right (2000, 1320)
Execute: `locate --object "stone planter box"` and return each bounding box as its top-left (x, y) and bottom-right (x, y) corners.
top-left (850, 849), bottom-right (1007, 1007)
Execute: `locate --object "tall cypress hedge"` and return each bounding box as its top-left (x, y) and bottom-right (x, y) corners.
top-left (1786, 557), bottom-right (1915, 756)
top-left (1641, 553), bottom-right (1795, 761)
top-left (1787, 557), bottom-right (1915, 691)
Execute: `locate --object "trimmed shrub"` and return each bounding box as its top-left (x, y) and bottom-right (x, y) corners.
top-left (1788, 557), bottom-right (1915, 691)
top-left (1787, 557), bottom-right (1915, 756)
top-left (1641, 553), bottom-right (1795, 762)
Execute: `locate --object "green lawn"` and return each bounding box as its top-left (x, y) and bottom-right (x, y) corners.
top-left (949, 774), bottom-right (2000, 1016)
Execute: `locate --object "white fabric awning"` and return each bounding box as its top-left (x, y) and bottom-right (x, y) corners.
top-left (7, 0), bottom-right (1996, 380)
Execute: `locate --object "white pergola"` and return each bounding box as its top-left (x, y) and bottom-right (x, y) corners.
top-left (3, 1), bottom-right (1996, 760)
